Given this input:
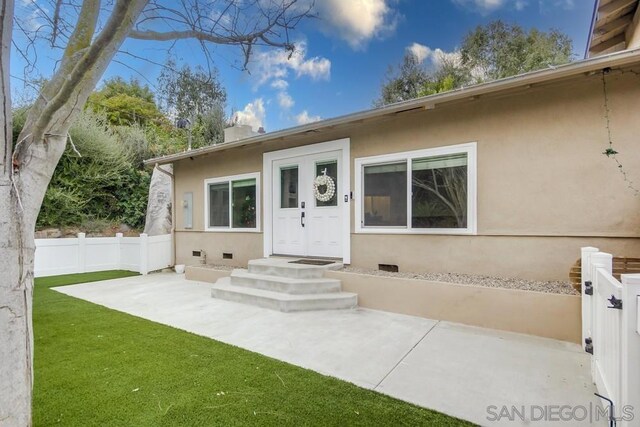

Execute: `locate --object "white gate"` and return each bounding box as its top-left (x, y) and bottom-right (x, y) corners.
top-left (581, 247), bottom-right (640, 426)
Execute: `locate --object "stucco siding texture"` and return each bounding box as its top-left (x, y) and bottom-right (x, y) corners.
top-left (173, 69), bottom-right (640, 280)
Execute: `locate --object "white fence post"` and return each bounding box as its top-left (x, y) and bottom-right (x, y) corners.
top-left (115, 233), bottom-right (123, 270)
top-left (139, 233), bottom-right (148, 275)
top-left (588, 252), bottom-right (613, 383)
top-left (34, 233), bottom-right (171, 277)
top-left (77, 233), bottom-right (86, 273)
top-left (590, 252), bottom-right (613, 276)
top-left (581, 246), bottom-right (599, 345)
top-left (620, 274), bottom-right (640, 426)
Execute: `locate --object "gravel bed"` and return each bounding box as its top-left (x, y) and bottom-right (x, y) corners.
top-left (341, 267), bottom-right (578, 295)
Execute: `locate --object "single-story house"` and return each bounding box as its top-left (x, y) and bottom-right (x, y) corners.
top-left (145, 6), bottom-right (640, 284)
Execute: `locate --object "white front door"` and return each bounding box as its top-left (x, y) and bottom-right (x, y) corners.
top-left (272, 150), bottom-right (343, 258)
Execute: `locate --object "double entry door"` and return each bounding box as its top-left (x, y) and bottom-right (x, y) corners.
top-left (272, 150), bottom-right (342, 258)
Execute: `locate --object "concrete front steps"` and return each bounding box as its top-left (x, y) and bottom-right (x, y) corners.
top-left (211, 258), bottom-right (357, 312)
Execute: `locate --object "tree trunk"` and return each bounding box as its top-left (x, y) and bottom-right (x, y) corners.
top-left (0, 0), bottom-right (32, 424)
top-left (1, 1), bottom-right (148, 422)
top-left (1, 0), bottom-right (306, 421)
top-left (0, 135), bottom-right (66, 425)
top-left (0, 188), bottom-right (34, 426)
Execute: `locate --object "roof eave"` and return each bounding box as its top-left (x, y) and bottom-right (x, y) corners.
top-left (586, 0), bottom-right (601, 58)
top-left (145, 47), bottom-right (640, 166)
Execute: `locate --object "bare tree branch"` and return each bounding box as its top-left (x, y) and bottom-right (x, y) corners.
top-left (3, 1), bottom-right (316, 423)
top-left (1, 0), bottom-right (14, 172)
top-left (51, 0), bottom-right (63, 46)
top-left (15, 0), bottom-right (135, 165)
top-left (128, 28), bottom-right (292, 49)
top-left (129, 0), bottom-right (313, 68)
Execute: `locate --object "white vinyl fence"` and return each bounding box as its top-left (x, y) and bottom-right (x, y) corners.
top-left (581, 247), bottom-right (640, 426)
top-left (35, 233), bottom-right (172, 277)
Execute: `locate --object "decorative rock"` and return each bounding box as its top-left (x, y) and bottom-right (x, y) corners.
top-left (341, 267), bottom-right (577, 295)
top-left (143, 164), bottom-right (173, 236)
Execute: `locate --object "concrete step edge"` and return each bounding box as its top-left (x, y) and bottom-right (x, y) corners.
top-left (231, 269), bottom-right (341, 284)
top-left (212, 280), bottom-right (356, 302)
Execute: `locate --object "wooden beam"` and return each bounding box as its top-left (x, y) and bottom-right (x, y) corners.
top-left (595, 11), bottom-right (633, 32)
top-left (599, 40), bottom-right (628, 55)
top-left (599, 0), bottom-right (637, 16)
top-left (593, 13), bottom-right (634, 44)
top-left (625, 3), bottom-right (640, 45)
top-left (597, 0), bottom-right (638, 26)
top-left (590, 33), bottom-right (627, 54)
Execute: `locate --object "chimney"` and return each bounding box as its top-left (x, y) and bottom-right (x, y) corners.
top-left (223, 124), bottom-right (259, 143)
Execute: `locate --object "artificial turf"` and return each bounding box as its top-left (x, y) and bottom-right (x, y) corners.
top-left (33, 271), bottom-right (472, 426)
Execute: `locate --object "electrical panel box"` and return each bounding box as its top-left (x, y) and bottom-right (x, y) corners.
top-left (183, 192), bottom-right (193, 229)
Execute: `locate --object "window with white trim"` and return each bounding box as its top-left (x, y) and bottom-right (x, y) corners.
top-left (355, 143), bottom-right (476, 234)
top-left (204, 173), bottom-right (260, 231)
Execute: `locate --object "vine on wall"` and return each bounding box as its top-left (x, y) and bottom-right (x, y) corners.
top-left (600, 68), bottom-right (639, 196)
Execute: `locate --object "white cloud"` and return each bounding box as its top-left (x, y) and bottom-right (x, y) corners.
top-left (407, 43), bottom-right (432, 63)
top-left (453, 0), bottom-right (573, 13)
top-left (314, 0), bottom-right (400, 49)
top-left (407, 43), bottom-right (459, 67)
top-left (251, 41), bottom-right (331, 88)
top-left (277, 92), bottom-right (295, 110)
top-left (539, 0), bottom-right (574, 12)
top-left (19, 1), bottom-right (50, 32)
top-left (407, 44), bottom-right (488, 82)
top-left (209, 10), bottom-right (233, 28)
top-left (271, 79), bottom-right (289, 90)
top-left (431, 49), bottom-right (463, 68)
top-left (233, 98), bottom-right (266, 130)
top-left (451, 0), bottom-right (527, 13)
top-left (295, 110), bottom-right (321, 125)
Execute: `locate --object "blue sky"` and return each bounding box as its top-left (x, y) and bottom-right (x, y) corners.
top-left (12, 0), bottom-right (594, 133)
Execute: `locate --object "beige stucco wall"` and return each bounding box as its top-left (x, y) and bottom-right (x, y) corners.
top-left (180, 266), bottom-right (581, 342)
top-left (326, 271), bottom-right (582, 343)
top-left (172, 68), bottom-right (640, 280)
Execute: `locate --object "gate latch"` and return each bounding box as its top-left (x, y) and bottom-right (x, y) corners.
top-left (584, 281), bottom-right (593, 295)
top-left (584, 337), bottom-right (593, 354)
top-left (607, 295), bottom-right (622, 310)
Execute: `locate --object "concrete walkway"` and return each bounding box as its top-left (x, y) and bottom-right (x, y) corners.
top-left (53, 273), bottom-right (599, 426)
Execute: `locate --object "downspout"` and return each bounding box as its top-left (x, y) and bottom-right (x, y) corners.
top-left (154, 163), bottom-right (176, 266)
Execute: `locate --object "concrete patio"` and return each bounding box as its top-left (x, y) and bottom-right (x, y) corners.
top-left (53, 272), bottom-right (600, 426)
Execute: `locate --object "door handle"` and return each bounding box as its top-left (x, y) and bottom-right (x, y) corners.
top-left (301, 211), bottom-right (305, 227)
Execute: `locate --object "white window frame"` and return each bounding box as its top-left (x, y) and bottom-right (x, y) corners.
top-left (354, 142), bottom-right (477, 235)
top-left (204, 172), bottom-right (261, 232)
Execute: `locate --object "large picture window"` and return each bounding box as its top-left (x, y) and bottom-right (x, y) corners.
top-left (355, 143), bottom-right (476, 234)
top-left (204, 173), bottom-right (260, 231)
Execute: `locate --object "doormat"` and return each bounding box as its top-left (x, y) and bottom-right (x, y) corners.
top-left (289, 259), bottom-right (335, 266)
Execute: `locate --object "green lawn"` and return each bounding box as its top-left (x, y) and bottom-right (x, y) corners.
top-left (34, 271), bottom-right (472, 426)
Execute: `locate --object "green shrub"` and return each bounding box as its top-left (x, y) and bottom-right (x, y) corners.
top-left (115, 168), bottom-right (151, 229)
top-left (37, 111), bottom-right (146, 229)
top-left (27, 85), bottom-right (187, 231)
top-left (113, 124), bottom-right (151, 167)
